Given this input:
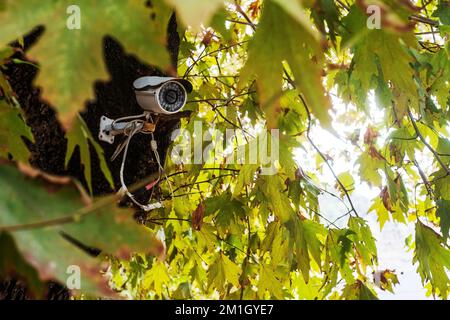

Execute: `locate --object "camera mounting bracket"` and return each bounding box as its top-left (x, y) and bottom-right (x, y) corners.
top-left (96, 76), bottom-right (191, 212)
top-left (98, 116), bottom-right (119, 144)
top-left (98, 113), bottom-right (158, 144)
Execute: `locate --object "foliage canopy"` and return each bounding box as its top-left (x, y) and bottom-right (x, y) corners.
top-left (1, 0), bottom-right (450, 299)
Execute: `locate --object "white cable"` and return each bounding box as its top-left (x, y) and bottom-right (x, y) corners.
top-left (150, 132), bottom-right (174, 199)
top-left (112, 113), bottom-right (147, 127)
top-left (115, 116), bottom-right (170, 212)
top-left (118, 122), bottom-right (151, 210)
top-left (147, 114), bottom-right (174, 199)
top-left (111, 120), bottom-right (144, 161)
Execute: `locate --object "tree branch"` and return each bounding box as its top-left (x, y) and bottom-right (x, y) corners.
top-left (407, 108), bottom-right (450, 175)
top-left (284, 66), bottom-right (360, 217)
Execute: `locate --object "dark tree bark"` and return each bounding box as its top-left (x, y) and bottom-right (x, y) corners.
top-left (0, 13), bottom-right (183, 300)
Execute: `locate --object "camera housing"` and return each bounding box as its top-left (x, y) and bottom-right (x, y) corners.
top-left (133, 76), bottom-right (193, 114)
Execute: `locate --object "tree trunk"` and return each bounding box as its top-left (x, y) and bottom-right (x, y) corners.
top-left (0, 13), bottom-right (182, 300)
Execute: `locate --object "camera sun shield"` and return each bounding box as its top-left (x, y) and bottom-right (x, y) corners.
top-left (133, 76), bottom-right (192, 114)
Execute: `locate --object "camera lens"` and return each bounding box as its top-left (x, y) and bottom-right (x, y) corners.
top-left (159, 81), bottom-right (186, 112)
top-left (165, 89), bottom-right (178, 104)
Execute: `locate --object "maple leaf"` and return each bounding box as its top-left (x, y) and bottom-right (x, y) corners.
top-left (433, 0), bottom-right (450, 25)
top-left (240, 0), bottom-right (331, 129)
top-left (414, 222), bottom-right (450, 298)
top-left (0, 232), bottom-right (44, 298)
top-left (65, 115), bottom-right (113, 194)
top-left (232, 164), bottom-right (258, 198)
top-left (258, 264), bottom-right (284, 299)
top-left (341, 280), bottom-right (378, 300)
top-left (0, 163), bottom-right (163, 296)
top-left (374, 269), bottom-right (400, 293)
top-left (0, 101), bottom-right (33, 163)
top-left (343, 5), bottom-right (418, 116)
top-left (0, 0), bottom-right (171, 129)
top-left (287, 218), bottom-right (326, 283)
top-left (380, 186), bottom-right (394, 212)
top-left (255, 174), bottom-right (295, 222)
top-left (208, 253), bottom-right (241, 290)
top-left (368, 197), bottom-right (391, 230)
top-left (436, 199), bottom-right (450, 239)
top-left (142, 261), bottom-right (171, 296)
top-left (357, 147), bottom-right (384, 187)
top-left (165, 0), bottom-right (223, 31)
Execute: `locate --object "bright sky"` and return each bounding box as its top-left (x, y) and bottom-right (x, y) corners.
top-left (294, 93), bottom-right (431, 299)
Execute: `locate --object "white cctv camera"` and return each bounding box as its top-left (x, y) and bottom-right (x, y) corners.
top-left (133, 76), bottom-right (193, 114)
top-left (98, 76), bottom-right (194, 211)
top-left (99, 76), bottom-right (193, 144)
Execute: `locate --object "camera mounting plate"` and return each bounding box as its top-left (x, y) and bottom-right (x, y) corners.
top-left (99, 116), bottom-right (115, 144)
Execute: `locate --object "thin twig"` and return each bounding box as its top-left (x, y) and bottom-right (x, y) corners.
top-left (413, 160), bottom-right (434, 197)
top-left (171, 174), bottom-right (235, 194)
top-left (409, 14), bottom-right (439, 27)
top-left (407, 108), bottom-right (450, 175)
top-left (284, 65), bottom-right (359, 217)
top-left (234, 2), bottom-right (257, 31)
top-left (299, 96), bottom-right (359, 217)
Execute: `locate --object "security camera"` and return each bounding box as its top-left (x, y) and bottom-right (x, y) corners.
top-left (133, 76), bottom-right (193, 114)
top-left (99, 76), bottom-right (192, 144)
top-left (98, 76), bottom-right (193, 211)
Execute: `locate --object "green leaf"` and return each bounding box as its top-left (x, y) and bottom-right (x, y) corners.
top-left (343, 5), bottom-right (418, 115)
top-left (0, 101), bottom-right (33, 163)
top-left (287, 218), bottom-right (326, 283)
top-left (357, 147), bottom-right (384, 187)
top-left (65, 116), bottom-right (114, 194)
top-left (414, 222), bottom-right (450, 298)
top-left (258, 264), bottom-right (284, 299)
top-left (204, 191), bottom-right (246, 235)
top-left (433, 0), bottom-right (450, 25)
top-left (322, 229), bottom-right (355, 293)
top-left (142, 261), bottom-right (170, 296)
top-left (428, 47), bottom-right (450, 110)
top-left (0, 163), bottom-right (162, 296)
top-left (0, 0), bottom-right (171, 129)
top-left (255, 174), bottom-right (294, 222)
top-left (166, 0), bottom-right (223, 31)
top-left (233, 164), bottom-right (258, 198)
top-left (368, 196), bottom-right (390, 230)
top-left (348, 217), bottom-right (377, 268)
top-left (210, 9), bottom-right (232, 42)
top-left (336, 171), bottom-right (355, 197)
top-left (437, 137), bottom-right (450, 165)
top-left (385, 168), bottom-right (409, 216)
top-left (240, 0), bottom-right (331, 129)
top-left (310, 0), bottom-right (340, 43)
top-left (387, 125), bottom-right (420, 164)
top-left (0, 232), bottom-right (44, 298)
top-left (340, 280), bottom-right (378, 300)
top-left (278, 133), bottom-right (299, 179)
top-left (432, 170), bottom-right (450, 201)
top-left (208, 253), bottom-right (241, 290)
top-left (278, 90), bottom-right (307, 135)
top-left (436, 199), bottom-right (450, 239)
